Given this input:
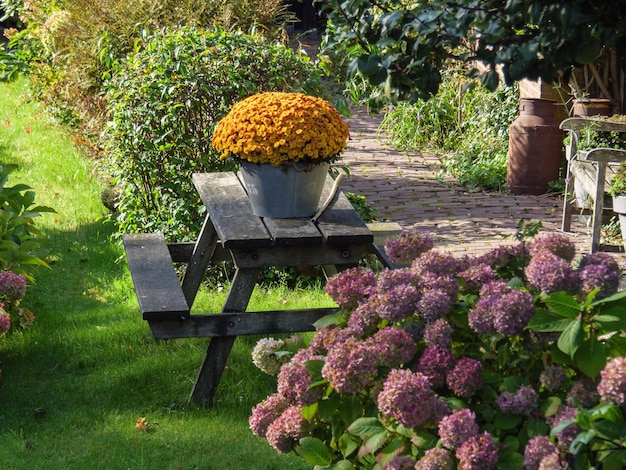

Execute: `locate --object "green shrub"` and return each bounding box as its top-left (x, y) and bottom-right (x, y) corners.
top-left (104, 25), bottom-right (327, 241)
top-left (0, 164), bottom-right (54, 281)
top-left (4, 0), bottom-right (298, 133)
top-left (381, 69), bottom-right (519, 191)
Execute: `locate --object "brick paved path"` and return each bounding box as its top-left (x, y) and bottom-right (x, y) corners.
top-left (340, 107), bottom-right (626, 265)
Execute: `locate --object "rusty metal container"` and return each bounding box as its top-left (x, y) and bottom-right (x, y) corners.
top-left (507, 98), bottom-right (564, 195)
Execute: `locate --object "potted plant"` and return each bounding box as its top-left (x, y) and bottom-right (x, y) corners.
top-left (211, 92), bottom-right (350, 218)
top-left (608, 160), bottom-right (626, 249)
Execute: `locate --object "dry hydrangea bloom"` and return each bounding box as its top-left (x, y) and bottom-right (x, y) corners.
top-left (212, 92), bottom-right (349, 166)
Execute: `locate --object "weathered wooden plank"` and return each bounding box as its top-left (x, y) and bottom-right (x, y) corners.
top-left (262, 217), bottom-right (323, 246)
top-left (192, 172), bottom-right (271, 249)
top-left (148, 308), bottom-right (339, 339)
top-left (316, 189), bottom-right (373, 245)
top-left (122, 233), bottom-right (190, 321)
top-left (229, 244), bottom-right (365, 268)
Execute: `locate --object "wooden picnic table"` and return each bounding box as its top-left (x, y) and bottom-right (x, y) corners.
top-left (123, 171), bottom-right (389, 406)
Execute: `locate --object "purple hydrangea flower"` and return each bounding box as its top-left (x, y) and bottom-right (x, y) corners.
top-left (578, 252), bottom-right (620, 274)
top-left (249, 392), bottom-right (289, 438)
top-left (468, 281), bottom-right (509, 334)
top-left (491, 288), bottom-right (536, 336)
top-left (524, 435), bottom-right (559, 470)
top-left (415, 448), bottom-right (454, 470)
top-left (277, 360), bottom-right (323, 406)
top-left (529, 233), bottom-right (576, 262)
top-left (384, 230), bottom-right (434, 265)
top-left (537, 451), bottom-right (565, 469)
top-left (416, 346), bottom-right (456, 389)
top-left (476, 243), bottom-right (524, 269)
top-left (377, 267), bottom-right (419, 292)
top-left (377, 283), bottom-right (421, 322)
top-left (539, 365), bottom-right (568, 392)
top-left (423, 318), bottom-right (453, 349)
top-left (455, 431), bottom-right (499, 470)
top-left (377, 369), bottom-right (441, 428)
top-left (468, 281), bottom-right (534, 335)
top-left (309, 325), bottom-right (360, 355)
top-left (567, 377), bottom-right (599, 407)
top-left (578, 263), bottom-right (620, 299)
top-left (458, 263), bottom-right (496, 292)
top-left (438, 408), bottom-right (479, 449)
top-left (525, 251), bottom-right (578, 294)
top-left (365, 326), bottom-right (416, 368)
top-left (322, 337), bottom-right (378, 394)
top-left (547, 405), bottom-right (580, 448)
top-left (417, 289), bottom-right (452, 322)
top-left (496, 385), bottom-right (539, 415)
top-left (0, 270), bottom-right (27, 307)
top-left (447, 357), bottom-right (483, 398)
top-left (412, 250), bottom-right (458, 277)
top-left (265, 405), bottom-right (309, 454)
top-left (325, 267), bottom-right (377, 309)
top-left (418, 272), bottom-right (458, 301)
top-left (346, 298), bottom-right (381, 335)
top-left (598, 357), bottom-right (626, 405)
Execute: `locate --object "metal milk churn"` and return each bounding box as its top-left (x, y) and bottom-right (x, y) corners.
top-left (506, 98), bottom-right (564, 195)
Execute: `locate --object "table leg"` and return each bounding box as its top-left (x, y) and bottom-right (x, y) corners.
top-left (181, 215), bottom-right (219, 307)
top-left (189, 267), bottom-right (261, 406)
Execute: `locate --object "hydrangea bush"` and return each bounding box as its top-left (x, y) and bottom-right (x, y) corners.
top-left (250, 230), bottom-right (626, 469)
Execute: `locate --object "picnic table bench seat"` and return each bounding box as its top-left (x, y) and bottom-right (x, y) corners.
top-left (561, 116), bottom-right (626, 252)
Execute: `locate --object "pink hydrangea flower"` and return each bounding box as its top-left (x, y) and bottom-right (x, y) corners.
top-left (598, 357), bottom-right (626, 405)
top-left (322, 337), bottom-right (378, 394)
top-left (377, 369), bottom-right (442, 428)
top-left (447, 357), bottom-right (483, 398)
top-left (265, 405), bottom-right (309, 454)
top-left (249, 392), bottom-right (289, 438)
top-left (415, 448), bottom-right (454, 470)
top-left (438, 408), bottom-right (479, 449)
top-left (455, 432), bottom-right (499, 470)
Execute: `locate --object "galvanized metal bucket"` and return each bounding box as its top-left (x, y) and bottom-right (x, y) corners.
top-left (240, 161), bottom-right (329, 218)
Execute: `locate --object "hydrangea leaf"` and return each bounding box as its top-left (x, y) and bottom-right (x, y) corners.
top-left (338, 432), bottom-right (360, 459)
top-left (543, 292), bottom-right (583, 317)
top-left (527, 309), bottom-right (575, 332)
top-left (298, 437), bottom-right (333, 466)
top-left (557, 319), bottom-right (584, 359)
top-left (348, 417), bottom-right (385, 437)
top-left (493, 412), bottom-right (522, 430)
top-left (593, 310), bottom-right (626, 332)
top-left (329, 459), bottom-right (355, 470)
top-left (339, 395), bottom-right (364, 425)
top-left (574, 337), bottom-right (606, 379)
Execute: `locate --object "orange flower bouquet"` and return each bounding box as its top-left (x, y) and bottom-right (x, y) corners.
top-left (212, 92), bottom-right (349, 166)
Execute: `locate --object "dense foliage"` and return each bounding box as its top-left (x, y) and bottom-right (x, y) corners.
top-left (382, 72), bottom-right (519, 190)
top-left (104, 26), bottom-right (327, 240)
top-left (251, 229), bottom-right (626, 469)
top-left (0, 0), bottom-right (298, 132)
top-left (319, 0), bottom-right (626, 111)
top-left (0, 164), bottom-right (53, 280)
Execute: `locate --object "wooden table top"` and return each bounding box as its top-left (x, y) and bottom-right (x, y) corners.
top-left (192, 172), bottom-right (373, 249)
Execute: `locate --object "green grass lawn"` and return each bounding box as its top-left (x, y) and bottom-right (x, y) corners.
top-left (0, 78), bottom-right (326, 469)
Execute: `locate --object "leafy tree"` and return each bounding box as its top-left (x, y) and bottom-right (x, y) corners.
top-left (319, 0), bottom-right (626, 111)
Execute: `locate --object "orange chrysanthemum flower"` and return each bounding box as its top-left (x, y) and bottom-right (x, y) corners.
top-left (212, 92), bottom-right (349, 166)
